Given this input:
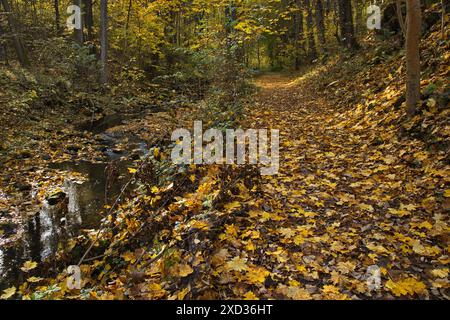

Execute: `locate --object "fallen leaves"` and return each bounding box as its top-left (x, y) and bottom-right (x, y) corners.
top-left (6, 29), bottom-right (449, 301)
top-left (1, 287), bottom-right (16, 299)
top-left (176, 264), bottom-right (194, 278)
top-left (226, 257), bottom-right (248, 272)
top-left (246, 267), bottom-right (270, 284)
top-left (285, 286), bottom-right (312, 300)
top-left (20, 260), bottom-right (37, 272)
top-left (336, 261), bottom-right (357, 275)
top-left (386, 278), bottom-right (427, 297)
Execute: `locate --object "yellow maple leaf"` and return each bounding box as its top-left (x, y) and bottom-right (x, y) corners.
top-left (322, 285), bottom-right (349, 300)
top-left (153, 148), bottom-right (160, 158)
top-left (243, 291), bottom-right (259, 300)
top-left (224, 201), bottom-right (241, 211)
top-left (247, 267), bottom-right (270, 283)
top-left (226, 257), bottom-right (248, 272)
top-left (27, 276), bottom-right (44, 283)
top-left (245, 241), bottom-right (256, 251)
top-left (286, 286), bottom-right (312, 300)
top-left (21, 260), bottom-right (37, 272)
top-left (177, 264), bottom-right (194, 277)
top-left (431, 269), bottom-right (448, 278)
top-left (1, 287), bottom-right (16, 299)
top-left (177, 287), bottom-right (190, 300)
top-left (388, 208), bottom-right (410, 217)
top-left (366, 243), bottom-right (389, 254)
top-left (278, 227), bottom-right (296, 239)
top-left (127, 167), bottom-right (137, 174)
top-left (386, 278), bottom-right (427, 296)
top-left (225, 224), bottom-right (239, 237)
top-left (189, 220), bottom-right (210, 230)
top-left (293, 235), bottom-right (305, 245)
top-left (358, 203), bottom-right (374, 212)
top-left (122, 251), bottom-right (136, 263)
top-left (145, 283), bottom-right (167, 299)
top-left (336, 261), bottom-right (356, 275)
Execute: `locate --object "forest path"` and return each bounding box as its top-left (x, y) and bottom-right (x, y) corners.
top-left (206, 73), bottom-right (447, 300)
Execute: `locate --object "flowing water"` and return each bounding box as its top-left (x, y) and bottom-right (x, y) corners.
top-left (0, 114), bottom-right (149, 290)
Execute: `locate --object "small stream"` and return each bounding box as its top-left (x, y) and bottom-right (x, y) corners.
top-left (0, 113), bottom-right (150, 290)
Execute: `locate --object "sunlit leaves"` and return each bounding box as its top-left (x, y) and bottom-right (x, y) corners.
top-left (226, 257), bottom-right (248, 272)
top-left (386, 278), bottom-right (427, 297)
top-left (0, 287), bottom-right (16, 299)
top-left (20, 261), bottom-right (37, 272)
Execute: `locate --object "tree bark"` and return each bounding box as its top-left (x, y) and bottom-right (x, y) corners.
top-left (83, 0), bottom-right (93, 41)
top-left (100, 0), bottom-right (108, 85)
top-left (406, 0), bottom-right (422, 116)
top-left (0, 21), bottom-right (7, 63)
top-left (1, 0), bottom-right (29, 67)
top-left (441, 0), bottom-right (446, 40)
top-left (73, 0), bottom-right (84, 45)
top-left (333, 0), bottom-right (341, 43)
top-left (54, 0), bottom-right (60, 34)
top-left (338, 0), bottom-right (358, 49)
top-left (294, 0), bottom-right (305, 69)
top-left (304, 0), bottom-right (317, 60)
top-left (123, 0), bottom-right (132, 55)
top-left (315, 0), bottom-right (326, 50)
top-left (396, 0), bottom-right (407, 38)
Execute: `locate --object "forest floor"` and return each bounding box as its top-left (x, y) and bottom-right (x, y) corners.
top-left (1, 25), bottom-right (449, 300)
top-left (195, 72), bottom-right (448, 299)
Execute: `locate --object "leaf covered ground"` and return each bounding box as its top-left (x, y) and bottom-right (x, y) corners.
top-left (1, 26), bottom-right (449, 301)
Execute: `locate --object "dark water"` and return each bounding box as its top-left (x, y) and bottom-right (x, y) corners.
top-left (0, 114), bottom-right (149, 290)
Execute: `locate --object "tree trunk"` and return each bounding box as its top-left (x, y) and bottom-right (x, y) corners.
top-left (406, 0), bottom-right (422, 116)
top-left (333, 0), bottom-right (341, 43)
top-left (338, 0), bottom-right (358, 49)
top-left (100, 0), bottom-right (108, 85)
top-left (441, 0), bottom-right (446, 40)
top-left (304, 0), bottom-right (317, 60)
top-left (0, 21), bottom-right (7, 63)
top-left (315, 0), bottom-right (326, 50)
top-left (123, 0), bottom-right (132, 55)
top-left (396, 0), bottom-right (407, 37)
top-left (257, 40), bottom-right (261, 69)
top-left (54, 0), bottom-right (60, 34)
top-left (83, 0), bottom-right (93, 41)
top-left (1, 0), bottom-right (29, 67)
top-left (73, 0), bottom-right (84, 45)
top-left (294, 0), bottom-right (305, 69)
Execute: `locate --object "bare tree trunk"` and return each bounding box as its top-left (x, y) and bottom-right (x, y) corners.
top-left (83, 0), bottom-right (93, 41)
top-left (304, 0), bottom-right (317, 60)
top-left (441, 0), bottom-right (446, 40)
top-left (338, 0), bottom-right (359, 49)
top-left (54, 0), bottom-right (60, 34)
top-left (315, 0), bottom-right (326, 51)
top-left (0, 21), bottom-right (7, 63)
top-left (257, 40), bottom-right (261, 69)
top-left (355, 0), bottom-right (363, 36)
top-left (406, 0), bottom-right (422, 116)
top-left (294, 0), bottom-right (305, 69)
top-left (74, 0), bottom-right (84, 45)
top-left (396, 0), bottom-right (407, 38)
top-left (100, 0), bottom-right (108, 85)
top-left (333, 0), bottom-right (341, 43)
top-left (123, 0), bottom-right (132, 55)
top-left (1, 0), bottom-right (29, 67)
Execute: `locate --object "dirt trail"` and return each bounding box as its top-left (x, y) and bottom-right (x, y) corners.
top-left (204, 73), bottom-right (448, 300)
